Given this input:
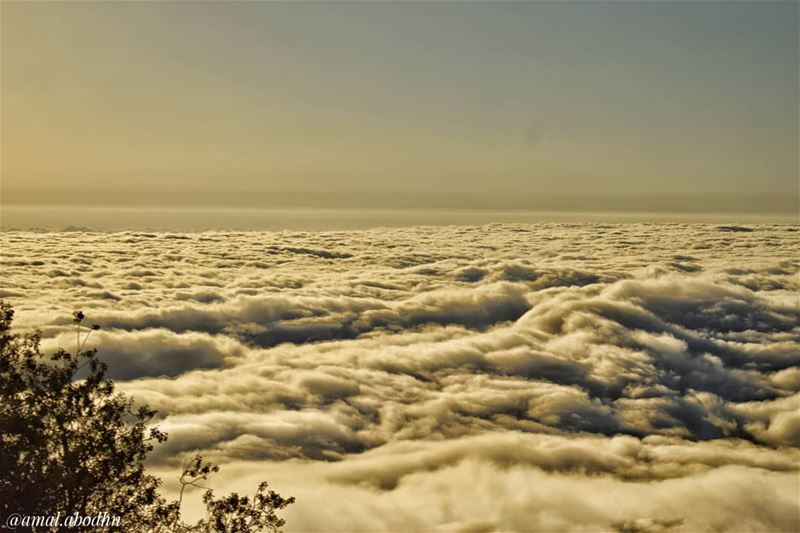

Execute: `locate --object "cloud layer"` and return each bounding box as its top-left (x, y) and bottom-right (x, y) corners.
top-left (2, 223), bottom-right (798, 531)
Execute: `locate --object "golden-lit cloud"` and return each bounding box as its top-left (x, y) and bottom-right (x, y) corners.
top-left (2, 223), bottom-right (798, 531)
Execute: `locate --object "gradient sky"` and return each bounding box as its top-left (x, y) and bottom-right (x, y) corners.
top-left (2, 1), bottom-right (798, 213)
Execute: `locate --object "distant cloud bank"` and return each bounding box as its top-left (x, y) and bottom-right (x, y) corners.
top-left (2, 223), bottom-right (798, 531)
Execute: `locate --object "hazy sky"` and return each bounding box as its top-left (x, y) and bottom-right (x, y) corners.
top-left (2, 1), bottom-right (798, 213)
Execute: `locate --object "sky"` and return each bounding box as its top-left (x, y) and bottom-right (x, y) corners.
top-left (2, 1), bottom-right (798, 214)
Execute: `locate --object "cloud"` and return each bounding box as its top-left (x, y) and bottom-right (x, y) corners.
top-left (42, 329), bottom-right (245, 379)
top-left (2, 223), bottom-right (798, 531)
top-left (155, 443), bottom-right (798, 532)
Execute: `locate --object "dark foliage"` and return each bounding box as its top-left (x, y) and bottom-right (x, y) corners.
top-left (0, 302), bottom-right (293, 532)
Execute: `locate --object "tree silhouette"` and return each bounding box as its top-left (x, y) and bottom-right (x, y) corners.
top-left (0, 301), bottom-right (293, 532)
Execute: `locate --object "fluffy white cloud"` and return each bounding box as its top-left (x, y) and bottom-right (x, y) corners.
top-left (2, 223), bottom-right (798, 531)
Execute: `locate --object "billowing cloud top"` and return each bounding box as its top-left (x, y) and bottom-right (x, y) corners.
top-left (2, 223), bottom-right (798, 532)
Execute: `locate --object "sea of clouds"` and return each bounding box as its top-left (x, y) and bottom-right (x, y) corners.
top-left (1, 223), bottom-right (798, 532)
